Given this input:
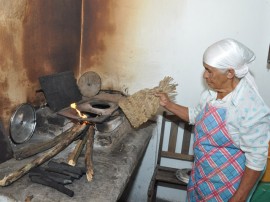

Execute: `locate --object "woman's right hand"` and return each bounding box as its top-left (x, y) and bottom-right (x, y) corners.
top-left (155, 92), bottom-right (189, 122)
top-left (155, 92), bottom-right (171, 107)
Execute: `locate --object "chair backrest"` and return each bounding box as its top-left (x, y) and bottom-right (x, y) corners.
top-left (157, 111), bottom-right (194, 165)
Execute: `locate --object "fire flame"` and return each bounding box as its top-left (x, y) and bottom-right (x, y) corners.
top-left (70, 103), bottom-right (87, 119)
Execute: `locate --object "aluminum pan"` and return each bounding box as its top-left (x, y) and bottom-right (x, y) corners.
top-left (9, 103), bottom-right (36, 144)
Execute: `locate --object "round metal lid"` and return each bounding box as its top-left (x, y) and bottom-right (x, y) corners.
top-left (10, 103), bottom-right (36, 144)
top-left (77, 71), bottom-right (101, 98)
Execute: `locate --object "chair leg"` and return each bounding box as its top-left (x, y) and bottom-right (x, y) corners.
top-left (148, 167), bottom-right (159, 202)
top-left (147, 179), bottom-right (154, 202)
top-left (152, 183), bottom-right (157, 202)
top-left (148, 173), bottom-right (158, 202)
top-left (147, 180), bottom-right (157, 202)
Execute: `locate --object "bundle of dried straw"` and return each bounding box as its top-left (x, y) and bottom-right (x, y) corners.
top-left (119, 76), bottom-right (177, 128)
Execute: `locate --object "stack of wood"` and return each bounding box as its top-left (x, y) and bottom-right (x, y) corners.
top-left (0, 123), bottom-right (95, 187)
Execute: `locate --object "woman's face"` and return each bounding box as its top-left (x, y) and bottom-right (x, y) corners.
top-left (203, 63), bottom-right (229, 91)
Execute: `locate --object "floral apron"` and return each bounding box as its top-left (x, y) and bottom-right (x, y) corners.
top-left (187, 103), bottom-right (246, 202)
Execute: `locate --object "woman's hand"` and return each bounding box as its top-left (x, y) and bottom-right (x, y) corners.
top-left (155, 92), bottom-right (171, 107)
top-left (155, 92), bottom-right (189, 122)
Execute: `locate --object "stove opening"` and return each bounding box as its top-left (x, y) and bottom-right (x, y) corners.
top-left (91, 103), bottom-right (110, 109)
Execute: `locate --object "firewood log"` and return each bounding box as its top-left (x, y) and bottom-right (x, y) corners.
top-left (14, 128), bottom-right (75, 160)
top-left (29, 175), bottom-right (74, 197)
top-left (84, 125), bottom-right (95, 181)
top-left (0, 123), bottom-right (86, 187)
top-left (48, 160), bottom-right (83, 176)
top-left (67, 126), bottom-right (89, 166)
top-left (29, 167), bottom-right (73, 185)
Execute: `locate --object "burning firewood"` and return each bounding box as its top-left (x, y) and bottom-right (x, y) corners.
top-left (67, 125), bottom-right (89, 166)
top-left (0, 123), bottom-right (86, 187)
top-left (84, 125), bottom-right (95, 181)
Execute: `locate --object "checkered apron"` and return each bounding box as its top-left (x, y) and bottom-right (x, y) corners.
top-left (187, 103), bottom-right (246, 202)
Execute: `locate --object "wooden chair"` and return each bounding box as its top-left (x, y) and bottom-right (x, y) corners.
top-left (147, 111), bottom-right (194, 202)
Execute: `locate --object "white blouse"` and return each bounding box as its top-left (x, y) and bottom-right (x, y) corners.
top-left (189, 78), bottom-right (270, 171)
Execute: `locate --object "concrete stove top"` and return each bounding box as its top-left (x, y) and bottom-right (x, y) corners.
top-left (0, 121), bottom-right (155, 202)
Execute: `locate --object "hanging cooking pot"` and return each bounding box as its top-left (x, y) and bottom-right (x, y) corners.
top-left (9, 103), bottom-right (36, 144)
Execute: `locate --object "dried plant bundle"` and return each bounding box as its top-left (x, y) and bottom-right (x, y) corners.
top-left (119, 77), bottom-right (177, 128)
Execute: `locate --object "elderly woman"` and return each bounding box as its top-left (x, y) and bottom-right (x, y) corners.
top-left (155, 39), bottom-right (270, 202)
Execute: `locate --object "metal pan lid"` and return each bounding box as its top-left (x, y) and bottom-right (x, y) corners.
top-left (9, 103), bottom-right (36, 144)
top-left (77, 71), bottom-right (101, 98)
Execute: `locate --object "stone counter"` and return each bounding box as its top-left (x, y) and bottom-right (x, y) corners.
top-left (0, 122), bottom-right (155, 202)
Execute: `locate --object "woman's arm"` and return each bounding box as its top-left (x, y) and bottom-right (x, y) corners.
top-left (229, 166), bottom-right (262, 202)
top-left (155, 92), bottom-right (189, 122)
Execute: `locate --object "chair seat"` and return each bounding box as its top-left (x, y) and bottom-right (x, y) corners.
top-left (148, 165), bottom-right (189, 201)
top-left (155, 165), bottom-right (188, 190)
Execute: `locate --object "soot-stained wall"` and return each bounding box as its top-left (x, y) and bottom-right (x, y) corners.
top-left (23, 0), bottom-right (82, 83)
top-left (0, 0), bottom-right (81, 128)
top-left (0, 0), bottom-right (82, 163)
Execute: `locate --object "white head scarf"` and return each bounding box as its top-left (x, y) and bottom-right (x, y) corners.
top-left (203, 38), bottom-right (259, 94)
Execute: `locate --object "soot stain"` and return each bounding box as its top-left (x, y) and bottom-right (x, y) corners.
top-left (22, 0), bottom-right (82, 83)
top-left (82, 0), bottom-right (116, 68)
top-left (0, 29), bottom-right (18, 69)
top-left (0, 79), bottom-right (11, 119)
